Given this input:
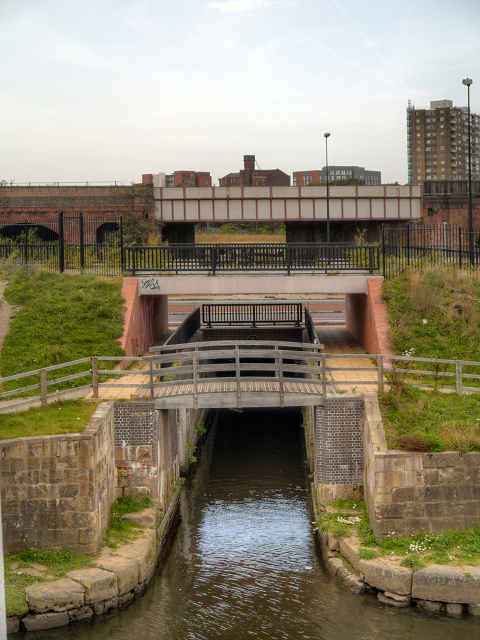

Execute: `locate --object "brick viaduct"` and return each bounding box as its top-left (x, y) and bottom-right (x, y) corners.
top-left (2, 183), bottom-right (480, 243)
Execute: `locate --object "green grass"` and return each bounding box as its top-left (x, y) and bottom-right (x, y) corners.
top-left (111, 494), bottom-right (153, 517)
top-left (4, 547), bottom-right (97, 588)
top-left (379, 386), bottom-right (480, 452)
top-left (5, 587), bottom-right (29, 617)
top-left (104, 494), bottom-right (153, 548)
top-left (0, 399), bottom-right (98, 440)
top-left (383, 264), bottom-right (480, 370)
top-left (1, 270), bottom-right (125, 397)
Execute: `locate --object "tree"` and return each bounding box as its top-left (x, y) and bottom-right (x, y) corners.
top-left (306, 177), bottom-right (366, 187)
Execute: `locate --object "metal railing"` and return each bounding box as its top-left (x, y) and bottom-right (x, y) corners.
top-left (164, 307), bottom-right (201, 347)
top-left (124, 243), bottom-right (381, 275)
top-left (202, 303), bottom-right (303, 327)
top-left (383, 225), bottom-right (480, 278)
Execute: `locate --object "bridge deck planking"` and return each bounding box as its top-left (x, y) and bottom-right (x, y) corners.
top-left (151, 378), bottom-right (324, 409)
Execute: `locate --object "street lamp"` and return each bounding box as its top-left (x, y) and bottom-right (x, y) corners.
top-left (324, 132), bottom-right (331, 243)
top-left (462, 78), bottom-right (473, 262)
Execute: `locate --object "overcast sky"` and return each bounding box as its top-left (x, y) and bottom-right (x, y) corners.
top-left (1, 0), bottom-right (479, 185)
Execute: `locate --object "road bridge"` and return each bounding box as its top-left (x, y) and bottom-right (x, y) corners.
top-left (155, 184), bottom-right (422, 243)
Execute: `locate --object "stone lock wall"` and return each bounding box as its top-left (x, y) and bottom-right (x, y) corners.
top-left (1, 403), bottom-right (116, 554)
top-left (315, 395), bottom-right (364, 505)
top-left (364, 394), bottom-right (480, 539)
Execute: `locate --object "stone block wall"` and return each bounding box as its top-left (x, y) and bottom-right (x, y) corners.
top-left (363, 394), bottom-right (480, 538)
top-left (119, 278), bottom-right (168, 365)
top-left (345, 278), bottom-right (392, 357)
top-left (1, 403), bottom-right (116, 554)
top-left (315, 395), bottom-right (364, 504)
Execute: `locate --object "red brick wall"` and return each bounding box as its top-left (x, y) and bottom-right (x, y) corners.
top-left (345, 278), bottom-right (392, 356)
top-left (0, 185), bottom-right (154, 222)
top-left (422, 197), bottom-right (480, 229)
top-left (119, 278), bottom-right (168, 367)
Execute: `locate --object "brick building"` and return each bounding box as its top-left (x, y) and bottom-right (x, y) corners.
top-left (293, 166), bottom-right (381, 186)
top-left (142, 171), bottom-right (211, 188)
top-left (407, 99), bottom-right (480, 185)
top-left (219, 155), bottom-right (290, 187)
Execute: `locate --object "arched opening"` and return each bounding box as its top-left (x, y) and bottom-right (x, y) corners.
top-left (96, 222), bottom-right (120, 244)
top-left (0, 224), bottom-right (59, 242)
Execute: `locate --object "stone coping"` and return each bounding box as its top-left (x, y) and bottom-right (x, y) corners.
top-left (7, 498), bottom-right (179, 635)
top-left (317, 521), bottom-right (480, 616)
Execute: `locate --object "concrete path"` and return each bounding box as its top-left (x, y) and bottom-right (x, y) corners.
top-left (315, 325), bottom-right (378, 395)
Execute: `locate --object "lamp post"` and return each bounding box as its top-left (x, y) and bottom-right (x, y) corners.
top-left (462, 78), bottom-right (473, 262)
top-left (324, 132), bottom-right (331, 243)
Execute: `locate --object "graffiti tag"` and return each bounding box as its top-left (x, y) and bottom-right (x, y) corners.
top-left (141, 278), bottom-right (162, 291)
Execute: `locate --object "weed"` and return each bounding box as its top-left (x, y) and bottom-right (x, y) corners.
top-left (358, 548), bottom-right (379, 560)
top-left (400, 555), bottom-right (425, 571)
top-left (111, 494), bottom-right (153, 517)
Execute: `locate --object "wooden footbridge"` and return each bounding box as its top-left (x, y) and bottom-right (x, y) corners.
top-left (141, 340), bottom-right (327, 409)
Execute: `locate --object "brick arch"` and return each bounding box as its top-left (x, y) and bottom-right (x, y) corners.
top-left (96, 221), bottom-right (120, 243)
top-left (0, 223), bottom-right (59, 241)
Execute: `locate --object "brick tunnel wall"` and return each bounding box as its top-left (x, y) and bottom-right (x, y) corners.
top-left (345, 278), bottom-right (392, 356)
top-left (119, 278), bottom-right (168, 366)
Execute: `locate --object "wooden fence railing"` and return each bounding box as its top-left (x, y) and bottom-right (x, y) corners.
top-left (1, 344), bottom-right (480, 413)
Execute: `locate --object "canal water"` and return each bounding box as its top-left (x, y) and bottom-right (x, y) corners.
top-left (27, 407), bottom-right (480, 639)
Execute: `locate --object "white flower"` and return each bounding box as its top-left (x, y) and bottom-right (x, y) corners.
top-left (422, 319), bottom-right (428, 324)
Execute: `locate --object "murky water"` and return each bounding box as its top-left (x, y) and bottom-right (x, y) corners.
top-left (23, 408), bottom-right (480, 639)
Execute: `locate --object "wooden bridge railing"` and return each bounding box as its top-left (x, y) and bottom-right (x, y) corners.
top-left (2, 343), bottom-right (480, 412)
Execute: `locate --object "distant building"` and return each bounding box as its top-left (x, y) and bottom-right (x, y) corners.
top-left (219, 155), bottom-right (290, 187)
top-left (293, 166), bottom-right (381, 186)
top-left (407, 99), bottom-right (480, 185)
top-left (142, 171), bottom-right (212, 187)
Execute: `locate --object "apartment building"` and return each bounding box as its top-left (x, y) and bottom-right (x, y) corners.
top-left (292, 166), bottom-right (381, 186)
top-left (407, 99), bottom-right (480, 185)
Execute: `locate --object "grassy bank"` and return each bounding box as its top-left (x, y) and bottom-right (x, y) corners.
top-left (382, 264), bottom-right (480, 363)
top-left (320, 499), bottom-right (480, 571)
top-left (0, 399), bottom-right (98, 440)
top-left (0, 270), bottom-right (125, 396)
top-left (381, 264), bottom-right (480, 452)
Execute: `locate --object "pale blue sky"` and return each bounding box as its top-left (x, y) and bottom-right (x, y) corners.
top-left (1, 0), bottom-right (479, 185)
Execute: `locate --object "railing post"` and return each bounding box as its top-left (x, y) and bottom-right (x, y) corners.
top-left (378, 355), bottom-right (384, 393)
top-left (212, 246), bottom-right (217, 276)
top-left (193, 349), bottom-right (198, 409)
top-left (40, 369), bottom-right (47, 407)
top-left (149, 356), bottom-right (155, 401)
top-left (91, 356), bottom-right (98, 398)
top-left (235, 346), bottom-right (241, 408)
top-left (120, 217), bottom-right (125, 273)
top-left (456, 361), bottom-right (463, 396)
top-left (24, 218), bottom-right (28, 265)
top-left (369, 246), bottom-right (373, 274)
top-left (278, 349), bottom-right (284, 407)
top-left (286, 244), bottom-right (291, 275)
top-left (382, 223), bottom-right (386, 279)
top-left (132, 247), bottom-right (136, 276)
top-left (406, 223), bottom-right (410, 267)
top-left (321, 354), bottom-right (326, 397)
top-left (58, 212), bottom-right (64, 273)
top-left (458, 227), bottom-right (462, 268)
top-left (79, 212), bottom-right (84, 271)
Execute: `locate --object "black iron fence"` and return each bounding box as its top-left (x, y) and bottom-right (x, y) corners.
top-left (202, 303), bottom-right (303, 328)
top-left (3, 216), bottom-right (480, 280)
top-left (382, 225), bottom-right (480, 279)
top-left (123, 243), bottom-right (380, 275)
top-left (0, 214), bottom-right (123, 276)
